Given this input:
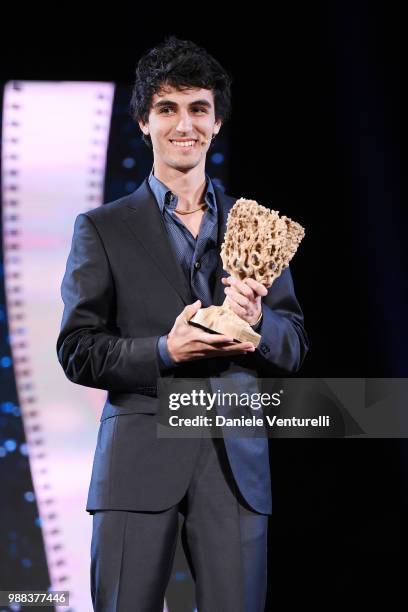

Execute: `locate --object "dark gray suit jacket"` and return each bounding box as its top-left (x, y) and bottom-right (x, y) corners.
top-left (57, 178), bottom-right (308, 514)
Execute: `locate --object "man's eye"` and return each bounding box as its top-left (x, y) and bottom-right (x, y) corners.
top-left (158, 106), bottom-right (207, 114)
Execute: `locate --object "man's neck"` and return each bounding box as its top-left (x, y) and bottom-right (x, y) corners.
top-left (153, 160), bottom-right (207, 211)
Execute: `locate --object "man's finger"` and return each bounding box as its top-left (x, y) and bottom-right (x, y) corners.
top-left (224, 286), bottom-right (250, 308)
top-left (219, 343), bottom-right (255, 352)
top-left (222, 276), bottom-right (254, 300)
top-left (244, 278), bottom-right (268, 296)
top-left (224, 296), bottom-right (247, 318)
top-left (191, 348), bottom-right (253, 360)
top-left (181, 300), bottom-right (202, 322)
top-left (196, 337), bottom-right (255, 350)
top-left (193, 331), bottom-right (235, 345)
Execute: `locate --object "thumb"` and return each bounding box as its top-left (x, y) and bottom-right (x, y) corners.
top-left (183, 299), bottom-right (201, 321)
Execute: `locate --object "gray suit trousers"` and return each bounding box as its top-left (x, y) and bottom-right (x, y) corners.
top-left (91, 436), bottom-right (268, 612)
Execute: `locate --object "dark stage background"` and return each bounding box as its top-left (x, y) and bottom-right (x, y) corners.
top-left (1, 1), bottom-right (407, 608)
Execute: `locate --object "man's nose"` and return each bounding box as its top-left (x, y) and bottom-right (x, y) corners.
top-left (176, 111), bottom-right (193, 132)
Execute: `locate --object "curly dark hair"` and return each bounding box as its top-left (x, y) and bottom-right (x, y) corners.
top-left (130, 36), bottom-right (233, 148)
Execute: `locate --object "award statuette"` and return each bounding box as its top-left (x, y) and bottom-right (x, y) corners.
top-left (190, 198), bottom-right (305, 347)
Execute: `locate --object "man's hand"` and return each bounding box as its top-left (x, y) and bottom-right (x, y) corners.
top-left (167, 300), bottom-right (256, 363)
top-left (221, 276), bottom-right (268, 325)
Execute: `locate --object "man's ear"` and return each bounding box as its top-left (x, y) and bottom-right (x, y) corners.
top-left (138, 120), bottom-right (149, 136)
top-left (213, 119), bottom-right (222, 136)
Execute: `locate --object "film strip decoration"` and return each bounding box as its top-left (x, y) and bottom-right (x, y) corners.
top-left (1, 81), bottom-right (115, 611)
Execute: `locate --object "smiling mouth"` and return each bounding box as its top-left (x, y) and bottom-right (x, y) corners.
top-left (169, 139), bottom-right (198, 148)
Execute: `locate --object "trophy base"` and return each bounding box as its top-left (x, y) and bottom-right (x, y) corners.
top-left (190, 305), bottom-right (261, 347)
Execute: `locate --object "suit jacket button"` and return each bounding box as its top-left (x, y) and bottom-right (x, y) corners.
top-left (194, 261), bottom-right (201, 270)
top-left (260, 344), bottom-right (269, 355)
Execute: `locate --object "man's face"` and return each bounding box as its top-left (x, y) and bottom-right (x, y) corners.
top-left (138, 84), bottom-right (222, 172)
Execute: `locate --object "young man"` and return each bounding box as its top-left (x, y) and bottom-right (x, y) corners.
top-left (57, 36), bottom-right (308, 612)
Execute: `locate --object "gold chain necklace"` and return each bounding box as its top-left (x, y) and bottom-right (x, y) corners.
top-left (174, 203), bottom-right (207, 215)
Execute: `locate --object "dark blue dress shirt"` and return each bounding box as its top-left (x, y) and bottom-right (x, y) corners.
top-left (148, 169), bottom-right (219, 369)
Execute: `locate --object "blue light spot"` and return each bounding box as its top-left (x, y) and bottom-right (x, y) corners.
top-left (0, 356), bottom-right (12, 368)
top-left (211, 152), bottom-right (224, 165)
top-left (24, 491), bottom-right (35, 502)
top-left (174, 570), bottom-right (187, 581)
top-left (0, 447), bottom-right (6, 458)
top-left (22, 558), bottom-right (32, 568)
top-left (12, 406), bottom-right (21, 416)
top-left (20, 443), bottom-right (28, 455)
top-left (122, 157), bottom-right (136, 169)
top-left (10, 603), bottom-right (22, 611)
top-left (4, 439), bottom-right (17, 452)
top-left (35, 517), bottom-right (42, 527)
top-left (1, 402), bottom-right (14, 413)
top-left (0, 307), bottom-right (4, 321)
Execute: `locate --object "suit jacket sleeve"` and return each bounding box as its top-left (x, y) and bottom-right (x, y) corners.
top-left (254, 267), bottom-right (309, 373)
top-left (56, 213), bottom-right (161, 392)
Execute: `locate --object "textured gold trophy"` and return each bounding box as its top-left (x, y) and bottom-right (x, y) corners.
top-left (190, 198), bottom-right (305, 347)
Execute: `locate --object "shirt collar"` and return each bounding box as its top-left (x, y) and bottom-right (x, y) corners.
top-left (148, 167), bottom-right (216, 215)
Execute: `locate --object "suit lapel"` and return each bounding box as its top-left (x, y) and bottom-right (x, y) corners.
top-left (124, 178), bottom-right (237, 308)
top-left (124, 179), bottom-right (193, 305)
